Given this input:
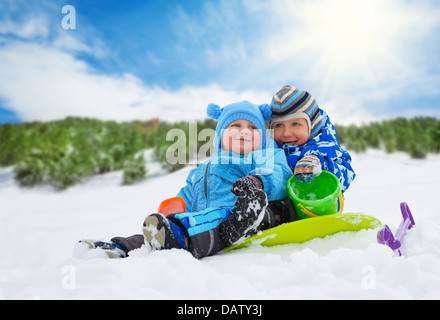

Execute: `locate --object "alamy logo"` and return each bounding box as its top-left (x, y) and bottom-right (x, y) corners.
top-left (165, 122), bottom-right (276, 173)
top-left (61, 5), bottom-right (76, 30)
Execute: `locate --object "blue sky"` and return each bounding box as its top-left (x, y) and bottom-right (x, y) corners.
top-left (0, 0), bottom-right (439, 124)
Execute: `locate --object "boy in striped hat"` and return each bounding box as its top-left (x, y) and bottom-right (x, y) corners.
top-left (270, 85), bottom-right (355, 192)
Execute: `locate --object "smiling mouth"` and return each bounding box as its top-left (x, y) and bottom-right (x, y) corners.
top-left (281, 139), bottom-right (298, 145)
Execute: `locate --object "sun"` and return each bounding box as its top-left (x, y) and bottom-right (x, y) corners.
top-left (275, 0), bottom-right (399, 92)
top-left (313, 1), bottom-right (381, 66)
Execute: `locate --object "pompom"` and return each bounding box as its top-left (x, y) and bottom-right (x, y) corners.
top-left (207, 103), bottom-right (222, 119)
top-left (258, 104), bottom-right (272, 121)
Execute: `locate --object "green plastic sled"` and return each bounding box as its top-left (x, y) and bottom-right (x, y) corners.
top-left (224, 213), bottom-right (382, 252)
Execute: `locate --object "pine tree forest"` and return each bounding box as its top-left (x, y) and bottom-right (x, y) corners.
top-left (0, 116), bottom-right (439, 190)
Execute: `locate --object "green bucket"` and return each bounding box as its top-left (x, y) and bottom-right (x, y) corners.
top-left (287, 171), bottom-right (344, 220)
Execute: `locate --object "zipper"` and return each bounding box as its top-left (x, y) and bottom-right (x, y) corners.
top-left (204, 162), bottom-right (210, 207)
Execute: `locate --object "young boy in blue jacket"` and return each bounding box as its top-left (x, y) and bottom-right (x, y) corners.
top-left (143, 101), bottom-right (293, 259)
top-left (80, 101), bottom-right (293, 259)
top-left (269, 85), bottom-right (355, 193)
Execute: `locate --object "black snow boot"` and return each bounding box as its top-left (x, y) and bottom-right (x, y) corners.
top-left (143, 213), bottom-right (184, 251)
top-left (111, 234), bottom-right (145, 254)
top-left (78, 239), bottom-right (127, 259)
top-left (260, 197), bottom-right (298, 230)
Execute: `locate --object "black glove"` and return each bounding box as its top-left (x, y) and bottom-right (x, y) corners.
top-left (231, 175), bottom-right (263, 197)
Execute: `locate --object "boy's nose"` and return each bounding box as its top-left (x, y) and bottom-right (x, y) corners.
top-left (283, 126), bottom-right (295, 137)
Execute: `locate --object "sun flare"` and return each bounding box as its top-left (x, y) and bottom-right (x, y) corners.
top-left (307, 1), bottom-right (387, 74)
top-left (270, 0), bottom-right (409, 99)
top-left (323, 5), bottom-right (376, 49)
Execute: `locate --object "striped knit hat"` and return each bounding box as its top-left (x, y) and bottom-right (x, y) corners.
top-left (269, 85), bottom-right (324, 140)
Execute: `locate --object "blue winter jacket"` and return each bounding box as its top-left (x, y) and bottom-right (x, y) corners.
top-left (177, 144), bottom-right (293, 212)
top-left (277, 110), bottom-right (355, 193)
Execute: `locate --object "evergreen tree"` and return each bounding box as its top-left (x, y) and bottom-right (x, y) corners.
top-left (122, 153), bottom-right (147, 185)
top-left (382, 125), bottom-right (397, 153)
top-left (407, 119), bottom-right (428, 159)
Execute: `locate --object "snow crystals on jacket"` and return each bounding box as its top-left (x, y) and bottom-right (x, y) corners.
top-left (277, 110), bottom-right (355, 193)
top-left (177, 144), bottom-right (293, 212)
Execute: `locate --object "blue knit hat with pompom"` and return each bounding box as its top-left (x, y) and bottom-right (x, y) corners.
top-left (207, 100), bottom-right (272, 151)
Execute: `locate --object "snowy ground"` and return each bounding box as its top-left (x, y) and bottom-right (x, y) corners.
top-left (1, 149), bottom-right (440, 300)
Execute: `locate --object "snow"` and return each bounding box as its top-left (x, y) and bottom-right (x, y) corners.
top-left (1, 149), bottom-right (440, 299)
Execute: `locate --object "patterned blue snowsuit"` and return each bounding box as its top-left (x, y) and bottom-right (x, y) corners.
top-left (277, 109), bottom-right (355, 193)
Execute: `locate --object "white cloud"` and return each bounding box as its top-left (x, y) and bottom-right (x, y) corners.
top-left (0, 17), bottom-right (49, 39)
top-left (0, 39), bottom-right (271, 123)
top-left (0, 0), bottom-right (273, 123)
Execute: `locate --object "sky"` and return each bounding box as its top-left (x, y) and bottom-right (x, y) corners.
top-left (0, 0), bottom-right (439, 125)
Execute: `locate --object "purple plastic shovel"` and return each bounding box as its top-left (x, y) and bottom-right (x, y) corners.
top-left (377, 202), bottom-right (416, 256)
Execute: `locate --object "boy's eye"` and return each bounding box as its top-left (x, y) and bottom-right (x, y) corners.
top-left (231, 124), bottom-right (241, 128)
top-left (250, 125), bottom-right (257, 130)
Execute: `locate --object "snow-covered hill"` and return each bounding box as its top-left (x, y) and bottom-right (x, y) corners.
top-left (1, 150), bottom-right (440, 299)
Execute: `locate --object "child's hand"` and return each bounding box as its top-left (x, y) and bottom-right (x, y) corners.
top-left (294, 154), bottom-right (322, 183)
top-left (231, 175), bottom-right (264, 197)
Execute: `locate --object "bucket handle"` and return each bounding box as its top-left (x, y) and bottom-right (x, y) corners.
top-left (297, 191), bottom-right (345, 218)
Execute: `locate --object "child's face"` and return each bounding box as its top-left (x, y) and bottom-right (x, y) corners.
top-left (221, 119), bottom-right (261, 154)
top-left (272, 118), bottom-right (309, 146)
